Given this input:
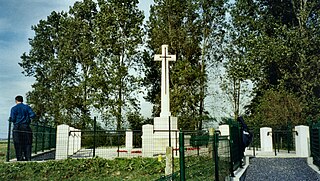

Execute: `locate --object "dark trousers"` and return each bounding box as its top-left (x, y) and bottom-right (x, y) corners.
top-left (13, 124), bottom-right (32, 161)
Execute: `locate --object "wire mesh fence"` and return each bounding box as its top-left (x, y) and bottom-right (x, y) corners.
top-left (63, 129), bottom-right (143, 159)
top-left (6, 122), bottom-right (56, 162)
top-left (182, 130), bottom-right (214, 181)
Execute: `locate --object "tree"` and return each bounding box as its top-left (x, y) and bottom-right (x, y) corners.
top-left (20, 11), bottom-right (77, 125)
top-left (144, 0), bottom-right (227, 130)
top-left (226, 0), bottom-right (320, 126)
top-left (20, 0), bottom-right (144, 129)
top-left (91, 0), bottom-right (144, 130)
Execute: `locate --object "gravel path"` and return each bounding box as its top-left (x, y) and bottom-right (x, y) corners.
top-left (245, 158), bottom-right (320, 181)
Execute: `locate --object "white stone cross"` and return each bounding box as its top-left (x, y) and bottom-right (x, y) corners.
top-left (154, 45), bottom-right (176, 117)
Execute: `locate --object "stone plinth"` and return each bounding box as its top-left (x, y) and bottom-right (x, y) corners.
top-left (260, 127), bottom-right (273, 152)
top-left (295, 125), bottom-right (310, 157)
top-left (153, 116), bottom-right (178, 153)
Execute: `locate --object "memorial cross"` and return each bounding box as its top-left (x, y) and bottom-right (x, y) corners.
top-left (154, 45), bottom-right (176, 117)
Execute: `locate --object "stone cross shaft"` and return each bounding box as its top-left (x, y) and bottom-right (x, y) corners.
top-left (154, 45), bottom-right (176, 117)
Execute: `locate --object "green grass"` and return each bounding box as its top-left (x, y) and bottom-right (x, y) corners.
top-left (0, 141), bottom-right (7, 162)
top-left (0, 157), bottom-right (167, 180)
top-left (0, 141), bottom-right (169, 180)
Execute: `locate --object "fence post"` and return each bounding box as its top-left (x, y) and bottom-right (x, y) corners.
top-left (35, 122), bottom-right (39, 154)
top-left (229, 135), bottom-right (235, 177)
top-left (42, 125), bottom-right (45, 152)
top-left (179, 130), bottom-right (185, 181)
top-left (117, 131), bottom-right (120, 157)
top-left (214, 132), bottom-right (219, 181)
top-left (49, 127), bottom-right (52, 149)
top-left (93, 117), bottom-right (96, 158)
top-left (6, 121), bottom-right (12, 162)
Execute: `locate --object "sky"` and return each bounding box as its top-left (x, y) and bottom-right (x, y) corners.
top-left (0, 0), bottom-right (153, 138)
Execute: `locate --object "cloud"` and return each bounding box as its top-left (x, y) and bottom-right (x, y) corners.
top-left (0, 0), bottom-right (76, 138)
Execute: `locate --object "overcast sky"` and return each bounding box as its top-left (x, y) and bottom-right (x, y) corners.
top-left (0, 0), bottom-right (153, 138)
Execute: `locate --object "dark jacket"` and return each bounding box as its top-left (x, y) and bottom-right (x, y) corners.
top-left (10, 103), bottom-right (35, 125)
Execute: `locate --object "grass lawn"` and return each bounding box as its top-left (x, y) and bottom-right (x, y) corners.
top-left (0, 142), bottom-right (169, 180)
top-left (0, 157), bottom-right (167, 180)
top-left (0, 141), bottom-right (7, 162)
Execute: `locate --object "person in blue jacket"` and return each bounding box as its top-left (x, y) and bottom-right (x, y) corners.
top-left (10, 95), bottom-right (36, 161)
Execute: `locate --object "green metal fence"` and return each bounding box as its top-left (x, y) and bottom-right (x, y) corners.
top-left (159, 125), bottom-right (244, 181)
top-left (310, 121), bottom-right (320, 167)
top-left (181, 130), bottom-right (214, 181)
top-left (6, 122), bottom-right (56, 162)
top-left (228, 119), bottom-right (243, 177)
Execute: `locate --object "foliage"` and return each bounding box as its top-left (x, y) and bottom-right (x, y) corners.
top-left (250, 89), bottom-right (304, 129)
top-left (0, 157), bottom-right (166, 180)
top-left (224, 0), bottom-right (320, 125)
top-left (20, 0), bottom-right (144, 130)
top-left (144, 0), bottom-right (227, 130)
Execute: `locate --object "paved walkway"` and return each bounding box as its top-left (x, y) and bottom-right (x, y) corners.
top-left (245, 158), bottom-right (320, 181)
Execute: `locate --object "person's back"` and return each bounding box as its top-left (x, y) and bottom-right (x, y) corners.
top-left (10, 103), bottom-right (35, 125)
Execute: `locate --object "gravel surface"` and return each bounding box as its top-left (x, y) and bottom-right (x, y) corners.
top-left (245, 158), bottom-right (320, 181)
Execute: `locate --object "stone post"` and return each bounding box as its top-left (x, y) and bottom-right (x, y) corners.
top-left (56, 124), bottom-right (70, 160)
top-left (295, 125), bottom-right (310, 157)
top-left (126, 129), bottom-right (133, 151)
top-left (165, 147), bottom-right (173, 175)
top-left (142, 124), bottom-right (154, 157)
top-left (68, 127), bottom-right (75, 156)
top-left (260, 127), bottom-right (273, 152)
top-left (75, 128), bottom-right (81, 153)
top-left (219, 124), bottom-right (230, 137)
top-left (208, 128), bottom-right (214, 157)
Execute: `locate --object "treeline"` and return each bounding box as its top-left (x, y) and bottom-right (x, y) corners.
top-left (20, 0), bottom-right (320, 130)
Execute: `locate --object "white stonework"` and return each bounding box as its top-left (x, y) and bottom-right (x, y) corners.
top-left (295, 125), bottom-right (310, 157)
top-left (219, 124), bottom-right (230, 137)
top-left (142, 124), bottom-right (154, 157)
top-left (126, 130), bottom-right (133, 151)
top-left (260, 127), bottom-right (273, 152)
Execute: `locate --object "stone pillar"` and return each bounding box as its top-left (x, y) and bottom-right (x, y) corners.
top-left (260, 127), bottom-right (273, 152)
top-left (208, 128), bottom-right (215, 157)
top-left (56, 124), bottom-right (70, 160)
top-left (75, 128), bottom-right (81, 153)
top-left (68, 127), bottom-right (75, 156)
top-left (126, 130), bottom-right (133, 151)
top-left (142, 124), bottom-right (154, 157)
top-left (165, 147), bottom-right (173, 175)
top-left (219, 124), bottom-right (230, 137)
top-left (295, 125), bottom-right (310, 157)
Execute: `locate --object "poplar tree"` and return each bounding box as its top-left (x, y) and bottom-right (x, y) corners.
top-left (20, 0), bottom-right (144, 129)
top-left (88, 0), bottom-right (144, 130)
top-left (145, 0), bottom-right (227, 129)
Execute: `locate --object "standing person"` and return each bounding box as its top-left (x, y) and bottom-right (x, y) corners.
top-left (10, 95), bottom-right (36, 161)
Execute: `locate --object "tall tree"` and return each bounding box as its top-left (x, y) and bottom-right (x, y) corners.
top-left (95, 0), bottom-right (144, 130)
top-left (226, 0), bottom-right (320, 125)
top-left (20, 11), bottom-right (76, 125)
top-left (145, 0), bottom-right (227, 129)
top-left (20, 0), bottom-right (144, 129)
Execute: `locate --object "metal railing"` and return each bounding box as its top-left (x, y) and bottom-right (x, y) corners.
top-left (310, 121), bottom-right (320, 167)
top-left (6, 122), bottom-right (56, 162)
top-left (159, 126), bottom-right (243, 181)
